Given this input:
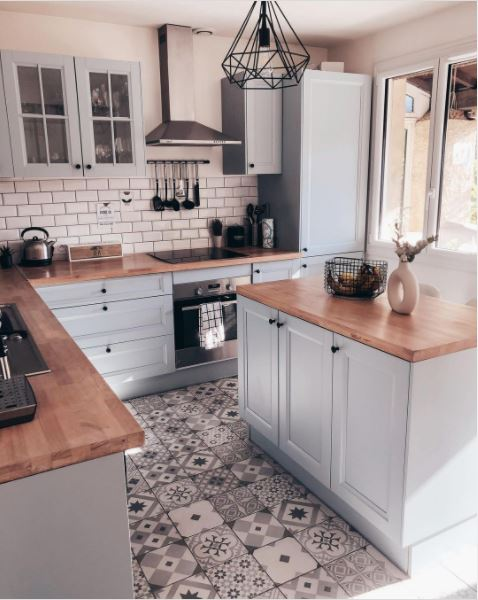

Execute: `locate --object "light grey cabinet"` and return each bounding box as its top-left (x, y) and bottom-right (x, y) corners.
top-left (222, 78), bottom-right (282, 175)
top-left (0, 64), bottom-right (13, 177)
top-left (0, 50), bottom-right (145, 178)
top-left (1, 50), bottom-right (83, 178)
top-left (278, 313), bottom-right (333, 487)
top-left (252, 259), bottom-right (300, 283)
top-left (259, 70), bottom-right (371, 256)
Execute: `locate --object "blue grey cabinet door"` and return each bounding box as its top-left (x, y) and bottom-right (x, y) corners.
top-left (0, 59), bottom-right (13, 177)
top-left (1, 50), bottom-right (83, 178)
top-left (75, 57), bottom-right (145, 177)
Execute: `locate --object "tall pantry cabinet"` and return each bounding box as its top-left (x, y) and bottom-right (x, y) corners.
top-left (259, 70), bottom-right (371, 262)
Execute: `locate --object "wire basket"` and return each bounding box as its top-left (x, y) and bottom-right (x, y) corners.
top-left (324, 257), bottom-right (388, 299)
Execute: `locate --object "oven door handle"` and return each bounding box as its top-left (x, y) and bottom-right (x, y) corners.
top-left (180, 299), bottom-right (237, 313)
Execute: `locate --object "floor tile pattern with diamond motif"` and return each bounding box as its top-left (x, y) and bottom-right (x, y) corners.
top-left (126, 377), bottom-right (472, 599)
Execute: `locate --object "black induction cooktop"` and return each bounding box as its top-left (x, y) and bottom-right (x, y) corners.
top-left (148, 247), bottom-right (246, 264)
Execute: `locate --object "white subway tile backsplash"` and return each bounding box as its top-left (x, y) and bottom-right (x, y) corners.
top-left (0, 177), bottom-right (257, 256)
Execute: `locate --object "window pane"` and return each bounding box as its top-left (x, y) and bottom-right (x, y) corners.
top-left (17, 66), bottom-right (42, 114)
top-left (114, 121), bottom-right (133, 163)
top-left (23, 117), bottom-right (47, 163)
top-left (437, 59), bottom-right (477, 252)
top-left (47, 119), bottom-right (68, 163)
top-left (90, 72), bottom-right (110, 117)
top-left (380, 69), bottom-right (434, 242)
top-left (41, 68), bottom-right (65, 116)
top-left (93, 121), bottom-right (113, 163)
top-left (111, 74), bottom-right (130, 118)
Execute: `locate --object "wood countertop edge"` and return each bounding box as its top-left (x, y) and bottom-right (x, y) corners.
top-left (20, 249), bottom-right (302, 287)
top-left (237, 284), bottom-right (477, 363)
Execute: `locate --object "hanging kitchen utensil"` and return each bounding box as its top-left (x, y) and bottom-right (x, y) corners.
top-left (163, 163), bottom-right (173, 209)
top-left (152, 163), bottom-right (164, 211)
top-left (247, 203), bottom-right (255, 225)
top-left (194, 162), bottom-right (200, 207)
top-left (182, 163), bottom-right (195, 210)
top-left (175, 163), bottom-right (185, 200)
top-left (170, 163), bottom-right (180, 211)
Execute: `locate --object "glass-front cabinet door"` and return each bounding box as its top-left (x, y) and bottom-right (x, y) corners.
top-left (1, 50), bottom-right (83, 177)
top-left (75, 57), bottom-right (145, 177)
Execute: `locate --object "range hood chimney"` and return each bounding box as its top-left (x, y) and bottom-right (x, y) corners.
top-left (146, 24), bottom-right (241, 146)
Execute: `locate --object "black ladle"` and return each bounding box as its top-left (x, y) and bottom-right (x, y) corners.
top-left (193, 162), bottom-right (200, 207)
top-left (182, 163), bottom-right (195, 210)
top-left (152, 164), bottom-right (164, 211)
top-left (170, 173), bottom-right (180, 211)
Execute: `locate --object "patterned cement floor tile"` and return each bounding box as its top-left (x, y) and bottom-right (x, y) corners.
top-left (324, 546), bottom-right (406, 597)
top-left (174, 400), bottom-right (211, 420)
top-left (187, 382), bottom-right (221, 400)
top-left (270, 498), bottom-right (331, 533)
top-left (142, 408), bottom-right (178, 428)
top-left (169, 500), bottom-right (224, 538)
top-left (155, 572), bottom-right (218, 599)
top-left (162, 388), bottom-right (196, 406)
top-left (152, 418), bottom-right (194, 443)
top-left (197, 424), bottom-right (240, 448)
top-left (155, 478), bottom-right (202, 511)
top-left (130, 513), bottom-right (182, 557)
top-left (230, 456), bottom-right (276, 483)
top-left (279, 566), bottom-right (348, 599)
top-left (126, 468), bottom-right (150, 496)
top-left (128, 489), bottom-right (163, 523)
top-left (209, 486), bottom-right (266, 522)
top-left (167, 434), bottom-right (209, 457)
top-left (192, 466), bottom-right (242, 498)
top-left (226, 420), bottom-right (249, 440)
top-left (140, 542), bottom-right (199, 590)
top-left (132, 558), bottom-right (154, 598)
top-left (254, 537), bottom-right (318, 585)
top-left (212, 406), bottom-right (241, 423)
top-left (294, 517), bottom-right (366, 566)
top-left (137, 459), bottom-right (189, 487)
top-left (212, 439), bottom-right (261, 465)
top-left (206, 553), bottom-right (274, 599)
top-left (186, 413), bottom-right (223, 432)
top-left (131, 394), bottom-right (167, 415)
top-left (213, 377), bottom-right (239, 396)
top-left (255, 587), bottom-right (286, 599)
top-left (187, 523), bottom-right (248, 570)
top-left (130, 445), bottom-right (173, 470)
top-left (248, 474), bottom-right (305, 508)
top-left (232, 509), bottom-right (286, 549)
top-left (177, 449), bottom-right (225, 475)
top-left (202, 394), bottom-right (237, 414)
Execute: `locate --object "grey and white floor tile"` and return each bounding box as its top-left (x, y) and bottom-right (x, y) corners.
top-left (123, 378), bottom-right (424, 600)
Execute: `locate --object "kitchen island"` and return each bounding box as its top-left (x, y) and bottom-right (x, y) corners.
top-left (237, 277), bottom-right (477, 575)
top-left (0, 268), bottom-right (144, 599)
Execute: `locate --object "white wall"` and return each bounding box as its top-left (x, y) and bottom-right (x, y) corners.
top-left (0, 9), bottom-right (327, 177)
top-left (329, 2), bottom-right (477, 303)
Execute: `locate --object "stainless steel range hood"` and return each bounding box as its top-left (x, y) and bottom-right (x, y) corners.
top-left (146, 24), bottom-right (241, 146)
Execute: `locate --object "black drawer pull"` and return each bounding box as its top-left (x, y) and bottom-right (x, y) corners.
top-left (276, 322), bottom-right (284, 328)
top-left (249, 163), bottom-right (255, 168)
top-left (331, 345), bottom-right (340, 353)
top-left (101, 288), bottom-right (107, 294)
top-left (75, 163), bottom-right (81, 170)
top-left (255, 269), bottom-right (261, 274)
top-left (268, 318), bottom-right (276, 325)
top-left (86, 164), bottom-right (92, 170)
top-left (106, 347), bottom-right (111, 353)
top-left (102, 305), bottom-right (108, 311)
top-left (302, 247), bottom-right (308, 252)
top-left (302, 264), bottom-right (307, 268)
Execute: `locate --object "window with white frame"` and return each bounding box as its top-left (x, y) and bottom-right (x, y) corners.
top-left (372, 46), bottom-right (477, 255)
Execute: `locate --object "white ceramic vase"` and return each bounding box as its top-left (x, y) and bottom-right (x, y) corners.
top-left (387, 259), bottom-right (419, 315)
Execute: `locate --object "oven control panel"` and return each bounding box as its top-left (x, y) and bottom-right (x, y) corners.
top-left (174, 276), bottom-right (250, 302)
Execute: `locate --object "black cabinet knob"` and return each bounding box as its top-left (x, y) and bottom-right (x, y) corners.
top-left (302, 264), bottom-right (307, 268)
top-left (101, 288), bottom-right (107, 294)
top-left (268, 318), bottom-right (276, 325)
top-left (102, 305), bottom-right (108, 311)
top-left (331, 345), bottom-right (340, 353)
top-left (302, 248), bottom-right (308, 252)
top-left (249, 163), bottom-right (255, 168)
top-left (86, 164), bottom-right (92, 170)
top-left (255, 269), bottom-right (260, 274)
top-left (106, 347), bottom-right (111, 353)
top-left (75, 163), bottom-right (81, 170)
top-left (276, 322), bottom-right (284, 328)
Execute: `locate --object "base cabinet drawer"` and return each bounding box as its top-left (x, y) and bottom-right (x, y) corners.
top-left (53, 295), bottom-right (173, 338)
top-left (83, 334), bottom-right (174, 376)
top-left (38, 273), bottom-right (173, 308)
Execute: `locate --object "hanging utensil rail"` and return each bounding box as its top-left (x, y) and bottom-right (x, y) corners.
top-left (146, 159), bottom-right (210, 165)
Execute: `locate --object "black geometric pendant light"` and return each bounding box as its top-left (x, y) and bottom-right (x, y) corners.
top-left (222, 1), bottom-right (310, 90)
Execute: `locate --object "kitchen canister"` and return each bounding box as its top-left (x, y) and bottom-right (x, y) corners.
top-left (262, 218), bottom-right (274, 249)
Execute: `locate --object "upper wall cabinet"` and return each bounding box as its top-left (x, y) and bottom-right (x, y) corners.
top-left (0, 65), bottom-right (13, 178)
top-left (75, 58), bottom-right (145, 177)
top-left (221, 78), bottom-right (282, 175)
top-left (0, 50), bottom-right (145, 178)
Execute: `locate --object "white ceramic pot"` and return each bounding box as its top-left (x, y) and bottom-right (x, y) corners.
top-left (387, 259), bottom-right (419, 315)
top-left (212, 235), bottom-right (223, 248)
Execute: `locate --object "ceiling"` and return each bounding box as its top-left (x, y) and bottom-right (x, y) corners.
top-left (0, 0), bottom-right (460, 46)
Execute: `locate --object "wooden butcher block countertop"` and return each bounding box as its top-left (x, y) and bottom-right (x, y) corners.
top-left (0, 268), bottom-right (144, 485)
top-left (238, 277), bottom-right (477, 362)
top-left (21, 248), bottom-right (301, 287)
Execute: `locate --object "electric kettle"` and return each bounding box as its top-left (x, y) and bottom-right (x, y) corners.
top-left (20, 227), bottom-right (56, 267)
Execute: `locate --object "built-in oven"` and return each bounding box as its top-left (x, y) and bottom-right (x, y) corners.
top-left (173, 275), bottom-right (250, 368)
